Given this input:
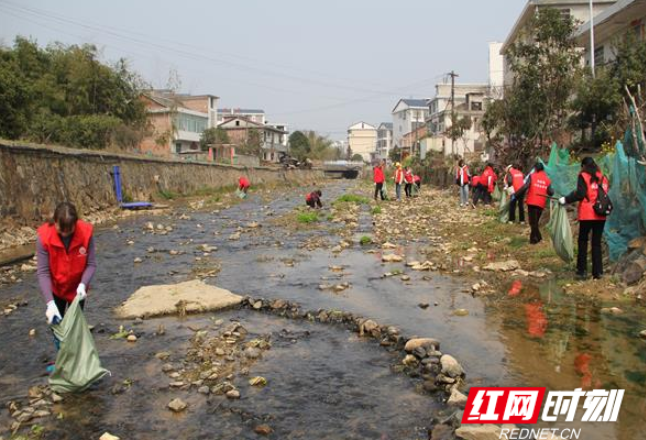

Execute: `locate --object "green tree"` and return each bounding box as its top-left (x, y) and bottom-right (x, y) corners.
top-left (351, 153), bottom-right (364, 162)
top-left (389, 146), bottom-right (402, 163)
top-left (288, 131), bottom-right (310, 160)
top-left (304, 131), bottom-right (337, 160)
top-left (200, 127), bottom-right (230, 150)
top-left (483, 8), bottom-right (581, 165)
top-left (238, 128), bottom-right (263, 157)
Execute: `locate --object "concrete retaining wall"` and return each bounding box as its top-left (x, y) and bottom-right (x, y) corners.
top-left (0, 141), bottom-right (323, 226)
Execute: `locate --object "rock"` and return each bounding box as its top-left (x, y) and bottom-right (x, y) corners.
top-left (382, 242), bottom-right (397, 249)
top-left (639, 330), bottom-right (646, 340)
top-left (622, 256), bottom-right (646, 285)
top-left (600, 307), bottom-right (623, 315)
top-left (155, 351), bottom-right (171, 361)
top-left (254, 425), bottom-right (273, 436)
top-left (147, 247), bottom-right (155, 253)
top-left (448, 388), bottom-right (468, 407)
top-left (403, 354), bottom-right (418, 366)
top-left (99, 433), bottom-right (121, 440)
top-left (32, 409), bottom-right (51, 418)
top-left (127, 334), bottom-right (138, 342)
top-left (405, 338), bottom-right (441, 353)
top-left (331, 245), bottom-right (343, 253)
top-left (244, 347), bottom-right (261, 359)
top-left (382, 254), bottom-right (403, 263)
top-left (362, 319), bottom-right (378, 333)
top-left (198, 386), bottom-right (210, 395)
top-left (145, 222), bottom-right (154, 231)
top-left (440, 354), bottom-right (464, 378)
top-left (430, 424), bottom-right (454, 440)
top-left (226, 389), bottom-right (240, 399)
top-left (51, 393), bottom-right (63, 403)
top-left (401, 275), bottom-right (411, 281)
top-left (436, 374), bottom-right (456, 384)
top-left (133, 257), bottom-right (143, 264)
top-left (483, 260), bottom-right (520, 272)
top-left (249, 376), bottom-right (267, 387)
top-left (455, 424), bottom-right (507, 440)
top-left (628, 236), bottom-right (646, 250)
top-left (229, 232), bottom-right (241, 241)
top-left (418, 303), bottom-right (430, 309)
top-left (20, 264), bottom-right (35, 272)
top-left (167, 398), bottom-right (187, 412)
top-left (453, 309), bottom-right (469, 317)
top-left (29, 329), bottom-right (36, 337)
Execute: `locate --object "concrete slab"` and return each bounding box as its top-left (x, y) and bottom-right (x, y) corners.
top-left (115, 280), bottom-right (243, 319)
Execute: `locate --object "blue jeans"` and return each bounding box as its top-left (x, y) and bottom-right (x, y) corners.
top-left (395, 184), bottom-right (402, 200)
top-left (459, 185), bottom-right (469, 206)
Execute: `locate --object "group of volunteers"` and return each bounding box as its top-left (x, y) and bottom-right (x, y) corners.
top-left (456, 156), bottom-right (610, 280)
top-left (372, 160), bottom-right (421, 202)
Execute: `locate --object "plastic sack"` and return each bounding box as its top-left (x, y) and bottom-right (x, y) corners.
top-left (492, 185), bottom-right (502, 202)
top-left (49, 298), bottom-right (109, 393)
top-left (499, 190), bottom-right (510, 223)
top-left (236, 189), bottom-right (247, 199)
top-left (548, 201), bottom-right (574, 263)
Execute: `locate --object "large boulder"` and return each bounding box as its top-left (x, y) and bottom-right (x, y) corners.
top-left (440, 354), bottom-right (465, 378)
top-left (404, 338), bottom-right (441, 353)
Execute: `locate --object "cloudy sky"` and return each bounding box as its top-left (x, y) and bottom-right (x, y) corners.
top-left (0, 0), bottom-right (524, 139)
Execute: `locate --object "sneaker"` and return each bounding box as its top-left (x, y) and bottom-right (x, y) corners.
top-left (507, 221), bottom-right (514, 225)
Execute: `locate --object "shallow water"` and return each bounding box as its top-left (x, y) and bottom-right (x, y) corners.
top-left (1, 181), bottom-right (644, 439)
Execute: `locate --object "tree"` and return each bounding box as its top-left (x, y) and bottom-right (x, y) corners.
top-left (200, 127), bottom-right (230, 151)
top-left (446, 115), bottom-right (473, 151)
top-left (304, 131), bottom-right (337, 160)
top-left (482, 8), bottom-right (581, 166)
top-left (238, 128), bottom-right (263, 157)
top-left (351, 153), bottom-right (364, 162)
top-left (389, 146), bottom-right (402, 163)
top-left (288, 131), bottom-right (310, 161)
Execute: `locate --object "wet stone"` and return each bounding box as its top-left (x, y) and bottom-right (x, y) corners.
top-left (168, 398), bottom-right (187, 412)
top-left (640, 330), bottom-right (646, 340)
top-left (198, 386), bottom-right (210, 395)
top-left (254, 425), bottom-right (273, 436)
top-left (226, 389), bottom-right (240, 399)
top-left (440, 354), bottom-right (464, 378)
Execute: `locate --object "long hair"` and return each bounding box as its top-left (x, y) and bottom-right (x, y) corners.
top-left (581, 157), bottom-right (600, 183)
top-left (49, 202), bottom-right (78, 232)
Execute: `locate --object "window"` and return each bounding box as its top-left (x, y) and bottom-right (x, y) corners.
top-left (558, 8), bottom-right (571, 22)
top-left (471, 102), bottom-right (483, 111)
top-left (235, 120), bottom-right (240, 127)
top-left (594, 46), bottom-right (605, 67)
top-left (175, 143), bottom-right (182, 153)
top-left (402, 112), bottom-right (406, 121)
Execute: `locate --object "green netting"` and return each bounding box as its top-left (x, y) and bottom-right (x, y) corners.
top-left (541, 127), bottom-right (646, 261)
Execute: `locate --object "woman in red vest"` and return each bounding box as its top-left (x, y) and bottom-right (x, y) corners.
top-left (37, 203), bottom-right (96, 326)
top-left (481, 163), bottom-right (497, 205)
top-left (394, 163), bottom-right (404, 201)
top-left (559, 157), bottom-right (609, 279)
top-left (404, 167), bottom-right (414, 198)
top-left (456, 159), bottom-right (471, 207)
top-left (504, 164), bottom-right (526, 224)
top-left (373, 162), bottom-right (385, 201)
top-left (238, 176), bottom-right (250, 195)
top-left (306, 190), bottom-right (323, 209)
top-left (515, 162), bottom-right (554, 244)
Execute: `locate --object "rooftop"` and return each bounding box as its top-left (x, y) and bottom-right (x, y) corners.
top-left (218, 108), bottom-right (265, 114)
top-left (574, 0), bottom-right (646, 42)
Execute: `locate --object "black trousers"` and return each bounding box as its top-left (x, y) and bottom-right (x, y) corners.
top-left (53, 296), bottom-right (85, 318)
top-left (483, 190), bottom-right (493, 205)
top-left (528, 205), bottom-right (544, 244)
top-left (306, 199), bottom-right (321, 209)
top-left (374, 183), bottom-right (384, 200)
top-left (473, 186), bottom-right (485, 205)
top-left (578, 220), bottom-right (606, 278)
top-left (405, 183), bottom-right (412, 197)
top-left (509, 194), bottom-right (525, 222)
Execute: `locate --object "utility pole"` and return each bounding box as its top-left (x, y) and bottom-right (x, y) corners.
top-left (590, 0), bottom-right (596, 78)
top-left (449, 71), bottom-right (459, 155)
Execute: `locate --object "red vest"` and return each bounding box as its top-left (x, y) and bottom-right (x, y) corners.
top-left (457, 166), bottom-right (470, 185)
top-left (526, 171), bottom-right (551, 209)
top-left (394, 169), bottom-right (404, 184)
top-left (578, 172), bottom-right (609, 221)
top-left (509, 168), bottom-right (525, 192)
top-left (404, 170), bottom-right (413, 183)
top-left (482, 167), bottom-right (497, 193)
top-left (373, 166), bottom-right (385, 183)
top-left (37, 220), bottom-right (93, 302)
top-left (413, 175), bottom-right (421, 183)
top-left (239, 177), bottom-right (250, 188)
top-left (471, 175), bottom-right (481, 187)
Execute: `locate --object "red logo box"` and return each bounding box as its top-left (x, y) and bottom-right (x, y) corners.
top-left (462, 387), bottom-right (547, 424)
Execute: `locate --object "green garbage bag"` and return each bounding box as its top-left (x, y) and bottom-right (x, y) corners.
top-left (49, 298), bottom-right (109, 393)
top-left (492, 185), bottom-right (502, 202)
top-left (548, 201), bottom-right (574, 263)
top-left (236, 189), bottom-right (247, 199)
top-left (499, 190), bottom-right (510, 223)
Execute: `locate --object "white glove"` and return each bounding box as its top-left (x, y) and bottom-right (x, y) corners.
top-left (558, 197), bottom-right (566, 206)
top-left (505, 186), bottom-right (515, 196)
top-left (46, 300), bottom-right (62, 325)
top-left (76, 283), bottom-right (87, 300)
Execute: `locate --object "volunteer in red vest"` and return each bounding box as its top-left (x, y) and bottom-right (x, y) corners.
top-left (471, 173), bottom-right (482, 206)
top-left (515, 162), bottom-right (554, 244)
top-left (238, 176), bottom-right (250, 195)
top-left (373, 162), bottom-right (385, 201)
top-left (306, 190), bottom-right (323, 209)
top-left (456, 159), bottom-right (471, 207)
top-left (413, 174), bottom-right (421, 191)
top-left (404, 167), bottom-right (414, 198)
top-left (504, 164), bottom-right (526, 224)
top-left (481, 163), bottom-right (497, 205)
top-left (394, 163), bottom-right (404, 201)
top-left (559, 157), bottom-right (610, 279)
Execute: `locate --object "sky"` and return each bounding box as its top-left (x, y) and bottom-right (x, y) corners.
top-left (0, 0), bottom-right (525, 140)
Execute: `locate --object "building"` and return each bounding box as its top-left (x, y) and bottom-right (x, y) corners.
top-left (266, 123), bottom-right (289, 148)
top-left (501, 0), bottom-right (617, 86)
top-left (138, 90), bottom-right (219, 157)
top-left (574, 0), bottom-right (646, 68)
top-left (347, 122), bottom-right (377, 162)
top-left (217, 108), bottom-right (265, 125)
top-left (376, 122), bottom-right (393, 159)
top-left (391, 99), bottom-right (430, 151)
top-left (489, 42), bottom-right (505, 99)
top-left (426, 83), bottom-right (489, 157)
top-left (402, 125), bottom-right (428, 158)
top-left (218, 116), bottom-right (288, 162)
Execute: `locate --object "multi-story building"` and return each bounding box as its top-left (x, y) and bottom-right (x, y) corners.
top-left (347, 122), bottom-right (377, 162)
top-left (391, 99), bottom-right (430, 152)
top-left (266, 123), bottom-right (289, 148)
top-left (376, 122), bottom-right (393, 159)
top-left (574, 0), bottom-right (646, 68)
top-left (501, 0), bottom-right (617, 86)
top-left (138, 90), bottom-right (219, 157)
top-left (425, 83), bottom-right (489, 157)
top-left (489, 42), bottom-right (505, 99)
top-left (218, 116), bottom-right (288, 163)
top-left (217, 108), bottom-right (265, 125)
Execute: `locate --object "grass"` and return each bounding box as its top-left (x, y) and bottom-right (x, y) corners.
top-left (297, 212), bottom-right (319, 223)
top-left (334, 194), bottom-right (370, 205)
top-left (158, 189), bottom-right (178, 200)
top-left (360, 235), bottom-right (372, 245)
top-left (371, 206), bottom-right (382, 215)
